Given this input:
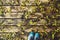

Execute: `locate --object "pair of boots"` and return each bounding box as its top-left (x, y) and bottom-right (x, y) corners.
top-left (28, 32), bottom-right (40, 40)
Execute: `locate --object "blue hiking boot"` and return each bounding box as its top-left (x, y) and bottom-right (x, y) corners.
top-left (34, 32), bottom-right (40, 40)
top-left (28, 32), bottom-right (35, 40)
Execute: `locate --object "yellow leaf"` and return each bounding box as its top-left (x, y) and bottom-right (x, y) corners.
top-left (29, 20), bottom-right (33, 24)
top-left (17, 23), bottom-right (21, 27)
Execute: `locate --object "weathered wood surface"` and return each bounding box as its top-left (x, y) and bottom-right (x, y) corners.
top-left (0, 0), bottom-right (60, 40)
